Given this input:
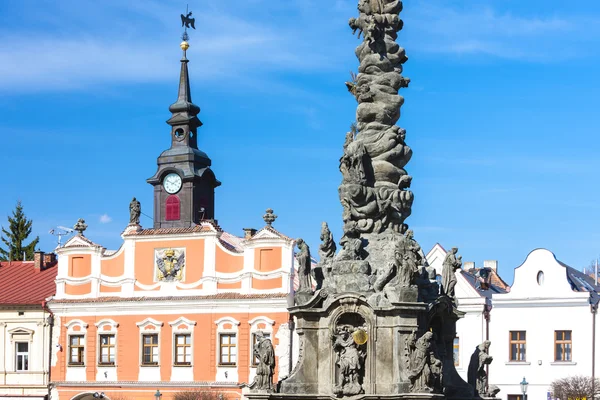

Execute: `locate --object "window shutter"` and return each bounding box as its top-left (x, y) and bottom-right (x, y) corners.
top-left (166, 195), bottom-right (181, 221)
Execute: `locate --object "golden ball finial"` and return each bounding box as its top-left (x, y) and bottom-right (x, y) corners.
top-left (180, 41), bottom-right (190, 51)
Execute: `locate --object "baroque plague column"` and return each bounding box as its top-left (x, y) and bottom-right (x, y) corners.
top-left (248, 1), bottom-right (496, 400)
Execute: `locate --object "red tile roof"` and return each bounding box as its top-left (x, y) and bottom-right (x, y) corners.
top-left (0, 261), bottom-right (57, 306)
top-left (123, 225), bottom-right (217, 236)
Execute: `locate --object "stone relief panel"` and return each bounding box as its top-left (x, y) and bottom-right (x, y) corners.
top-left (154, 248), bottom-right (186, 282)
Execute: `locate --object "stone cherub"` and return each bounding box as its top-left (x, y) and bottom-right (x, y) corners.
top-left (332, 325), bottom-right (366, 396)
top-left (129, 197), bottom-right (141, 225)
top-left (441, 247), bottom-right (462, 299)
top-left (406, 330), bottom-right (443, 393)
top-left (468, 340), bottom-right (495, 397)
top-left (252, 331), bottom-right (275, 392)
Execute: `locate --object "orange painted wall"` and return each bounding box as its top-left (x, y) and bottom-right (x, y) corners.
top-left (254, 247), bottom-right (282, 272)
top-left (99, 285), bottom-right (121, 293)
top-left (64, 282), bottom-right (92, 296)
top-left (215, 246), bottom-right (243, 273)
top-left (252, 276), bottom-right (283, 290)
top-left (216, 281), bottom-right (242, 290)
top-left (68, 254), bottom-right (92, 277)
top-left (101, 250), bottom-right (125, 277)
top-left (134, 239), bottom-right (205, 285)
top-left (53, 311), bottom-right (289, 385)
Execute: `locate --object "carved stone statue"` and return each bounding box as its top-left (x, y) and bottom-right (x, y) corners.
top-left (395, 229), bottom-right (421, 286)
top-left (295, 239), bottom-right (312, 294)
top-left (332, 325), bottom-right (366, 396)
top-left (441, 247), bottom-right (462, 299)
top-left (129, 197), bottom-right (141, 225)
top-left (406, 331), bottom-right (443, 393)
top-left (252, 331), bottom-right (275, 392)
top-left (319, 222), bottom-right (336, 260)
top-left (468, 340), bottom-right (494, 397)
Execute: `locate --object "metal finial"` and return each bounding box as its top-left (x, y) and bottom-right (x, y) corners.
top-left (263, 208), bottom-right (277, 227)
top-left (73, 218), bottom-right (88, 235)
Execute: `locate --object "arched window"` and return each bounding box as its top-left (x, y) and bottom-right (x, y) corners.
top-left (166, 195), bottom-right (181, 221)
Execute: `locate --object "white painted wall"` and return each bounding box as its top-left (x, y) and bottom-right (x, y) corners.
top-left (490, 249), bottom-right (598, 400)
top-left (0, 308), bottom-right (50, 399)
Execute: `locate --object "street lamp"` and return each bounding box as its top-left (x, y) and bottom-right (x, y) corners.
top-left (154, 389), bottom-right (162, 400)
top-left (520, 376), bottom-right (529, 400)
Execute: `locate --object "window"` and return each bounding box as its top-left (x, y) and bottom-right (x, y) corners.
top-left (509, 331), bottom-right (526, 361)
top-left (142, 334), bottom-right (159, 365)
top-left (453, 337), bottom-right (460, 366)
top-left (219, 333), bottom-right (237, 366)
top-left (69, 335), bottom-right (85, 365)
top-left (165, 195), bottom-right (181, 221)
top-left (175, 334), bottom-right (191, 365)
top-left (555, 330), bottom-right (572, 361)
top-left (99, 334), bottom-right (115, 365)
top-left (252, 332), bottom-right (271, 365)
top-left (15, 342), bottom-right (29, 371)
top-left (507, 396), bottom-right (523, 400)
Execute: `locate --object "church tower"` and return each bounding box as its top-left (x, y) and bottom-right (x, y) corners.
top-left (147, 38), bottom-right (221, 228)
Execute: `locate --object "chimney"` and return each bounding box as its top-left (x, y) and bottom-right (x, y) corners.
top-left (43, 253), bottom-right (56, 266)
top-left (243, 228), bottom-right (257, 239)
top-left (483, 260), bottom-right (498, 272)
top-left (34, 251), bottom-right (44, 269)
top-left (463, 261), bottom-right (475, 270)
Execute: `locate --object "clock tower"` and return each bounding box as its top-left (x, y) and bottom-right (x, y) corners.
top-left (147, 40), bottom-right (221, 228)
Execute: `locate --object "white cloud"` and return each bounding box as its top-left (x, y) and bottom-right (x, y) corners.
top-left (99, 214), bottom-right (112, 224)
top-left (406, 2), bottom-right (599, 61)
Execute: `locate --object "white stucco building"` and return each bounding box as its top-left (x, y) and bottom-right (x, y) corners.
top-left (489, 248), bottom-right (599, 400)
top-left (0, 255), bottom-right (58, 400)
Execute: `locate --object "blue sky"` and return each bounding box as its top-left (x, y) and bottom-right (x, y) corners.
top-left (1, 0), bottom-right (600, 283)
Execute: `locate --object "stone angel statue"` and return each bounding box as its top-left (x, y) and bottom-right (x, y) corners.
top-left (156, 249), bottom-right (185, 281)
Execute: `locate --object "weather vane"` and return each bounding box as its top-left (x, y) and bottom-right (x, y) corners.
top-left (180, 4), bottom-right (196, 43)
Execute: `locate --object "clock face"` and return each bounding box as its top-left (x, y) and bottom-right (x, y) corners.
top-left (163, 173), bottom-right (182, 194)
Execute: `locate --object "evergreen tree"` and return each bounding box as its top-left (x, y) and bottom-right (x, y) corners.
top-left (0, 201), bottom-right (39, 261)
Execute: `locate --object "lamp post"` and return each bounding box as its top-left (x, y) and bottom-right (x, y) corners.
top-left (520, 376), bottom-right (529, 400)
top-left (154, 389), bottom-right (162, 400)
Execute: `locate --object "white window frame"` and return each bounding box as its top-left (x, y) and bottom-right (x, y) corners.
top-left (95, 319), bottom-right (119, 367)
top-left (136, 318), bottom-right (163, 367)
top-left (169, 317), bottom-right (196, 367)
top-left (15, 341), bottom-right (29, 372)
top-left (65, 320), bottom-right (89, 368)
top-left (215, 317), bottom-right (240, 367)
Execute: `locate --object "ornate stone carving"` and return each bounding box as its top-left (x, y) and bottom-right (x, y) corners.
top-left (73, 218), bottom-right (88, 235)
top-left (405, 330), bottom-right (443, 393)
top-left (319, 222), bottom-right (336, 260)
top-left (468, 340), bottom-right (496, 397)
top-left (332, 320), bottom-right (367, 396)
top-left (441, 247), bottom-right (462, 299)
top-left (252, 331), bottom-right (275, 392)
top-left (263, 208), bottom-right (277, 227)
top-left (155, 248), bottom-right (185, 281)
top-left (339, 0), bottom-right (412, 237)
top-left (129, 197), bottom-right (141, 225)
top-left (295, 239), bottom-right (312, 294)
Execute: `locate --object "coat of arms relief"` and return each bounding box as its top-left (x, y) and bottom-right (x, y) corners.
top-left (154, 248), bottom-right (186, 282)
